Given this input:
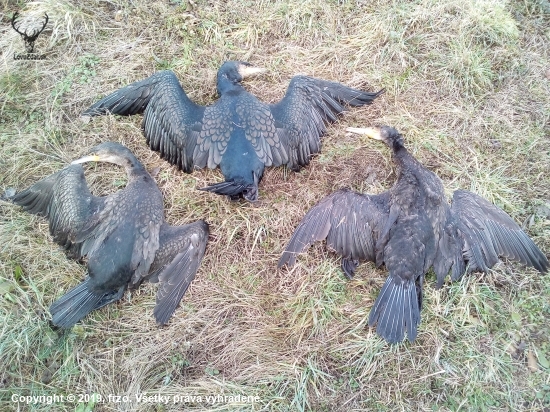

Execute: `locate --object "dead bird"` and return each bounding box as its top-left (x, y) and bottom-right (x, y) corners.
top-left (279, 126), bottom-right (548, 344)
top-left (83, 61), bottom-right (383, 201)
top-left (9, 142), bottom-right (209, 328)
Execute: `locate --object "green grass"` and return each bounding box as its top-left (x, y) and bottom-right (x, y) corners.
top-left (1, 0), bottom-right (549, 411)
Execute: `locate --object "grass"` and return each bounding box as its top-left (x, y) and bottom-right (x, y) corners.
top-left (0, 0), bottom-right (549, 410)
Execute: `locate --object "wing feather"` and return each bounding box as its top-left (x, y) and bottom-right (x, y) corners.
top-left (278, 189), bottom-right (389, 268)
top-left (451, 190), bottom-right (547, 274)
top-left (270, 76), bottom-right (383, 170)
top-left (11, 165), bottom-right (104, 256)
top-left (145, 221), bottom-right (209, 325)
top-left (84, 71), bottom-right (205, 173)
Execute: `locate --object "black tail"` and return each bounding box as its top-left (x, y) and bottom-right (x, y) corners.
top-left (198, 180), bottom-right (256, 200)
top-left (49, 279), bottom-right (124, 328)
top-left (368, 275), bottom-right (421, 343)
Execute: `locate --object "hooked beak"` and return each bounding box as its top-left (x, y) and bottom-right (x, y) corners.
top-left (72, 153), bottom-right (122, 165)
top-left (71, 154), bottom-right (101, 164)
top-left (346, 126), bottom-right (383, 140)
top-left (238, 65), bottom-right (267, 78)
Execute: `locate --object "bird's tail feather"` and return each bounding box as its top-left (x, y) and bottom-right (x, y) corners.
top-left (198, 181), bottom-right (251, 197)
top-left (49, 279), bottom-right (124, 328)
top-left (368, 275), bottom-right (421, 343)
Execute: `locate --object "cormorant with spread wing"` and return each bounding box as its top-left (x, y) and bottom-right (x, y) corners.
top-left (9, 142), bottom-right (209, 328)
top-left (83, 61), bottom-right (383, 201)
top-left (278, 126), bottom-right (548, 343)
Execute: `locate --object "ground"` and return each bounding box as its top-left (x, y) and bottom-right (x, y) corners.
top-left (0, 0), bottom-right (549, 411)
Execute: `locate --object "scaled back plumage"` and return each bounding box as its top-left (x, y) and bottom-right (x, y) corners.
top-left (83, 61), bottom-right (383, 201)
top-left (9, 142), bottom-right (209, 328)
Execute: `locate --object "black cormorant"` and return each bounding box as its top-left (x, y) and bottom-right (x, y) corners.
top-left (278, 126), bottom-right (548, 343)
top-left (83, 61), bottom-right (383, 201)
top-left (10, 142), bottom-right (209, 328)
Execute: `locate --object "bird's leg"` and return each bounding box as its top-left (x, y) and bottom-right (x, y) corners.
top-left (341, 257), bottom-right (359, 279)
top-left (243, 172), bottom-right (260, 202)
top-left (415, 274), bottom-right (424, 312)
top-left (95, 285), bottom-right (127, 310)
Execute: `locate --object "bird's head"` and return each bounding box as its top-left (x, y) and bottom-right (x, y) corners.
top-left (347, 125), bottom-right (404, 152)
top-left (72, 142), bottom-right (142, 169)
top-left (217, 61), bottom-right (266, 93)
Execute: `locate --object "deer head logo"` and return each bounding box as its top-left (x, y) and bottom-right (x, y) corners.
top-left (11, 12), bottom-right (49, 54)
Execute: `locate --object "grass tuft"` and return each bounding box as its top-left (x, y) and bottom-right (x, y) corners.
top-left (1, 0), bottom-right (549, 410)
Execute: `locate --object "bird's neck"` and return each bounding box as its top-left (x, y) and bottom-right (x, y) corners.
top-left (391, 138), bottom-right (405, 153)
top-left (124, 160), bottom-right (147, 179)
top-left (393, 145), bottom-right (429, 186)
top-left (392, 144), bottom-right (415, 170)
top-left (217, 79), bottom-right (243, 95)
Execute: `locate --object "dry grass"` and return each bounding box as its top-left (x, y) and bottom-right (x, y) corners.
top-left (1, 0), bottom-right (549, 411)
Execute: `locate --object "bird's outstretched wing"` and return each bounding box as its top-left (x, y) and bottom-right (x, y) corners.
top-left (278, 189), bottom-right (389, 276)
top-left (144, 220), bottom-right (209, 325)
top-left (269, 76), bottom-right (384, 170)
top-left (10, 165), bottom-right (104, 256)
top-left (449, 190), bottom-right (548, 276)
top-left (83, 71), bottom-right (205, 173)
